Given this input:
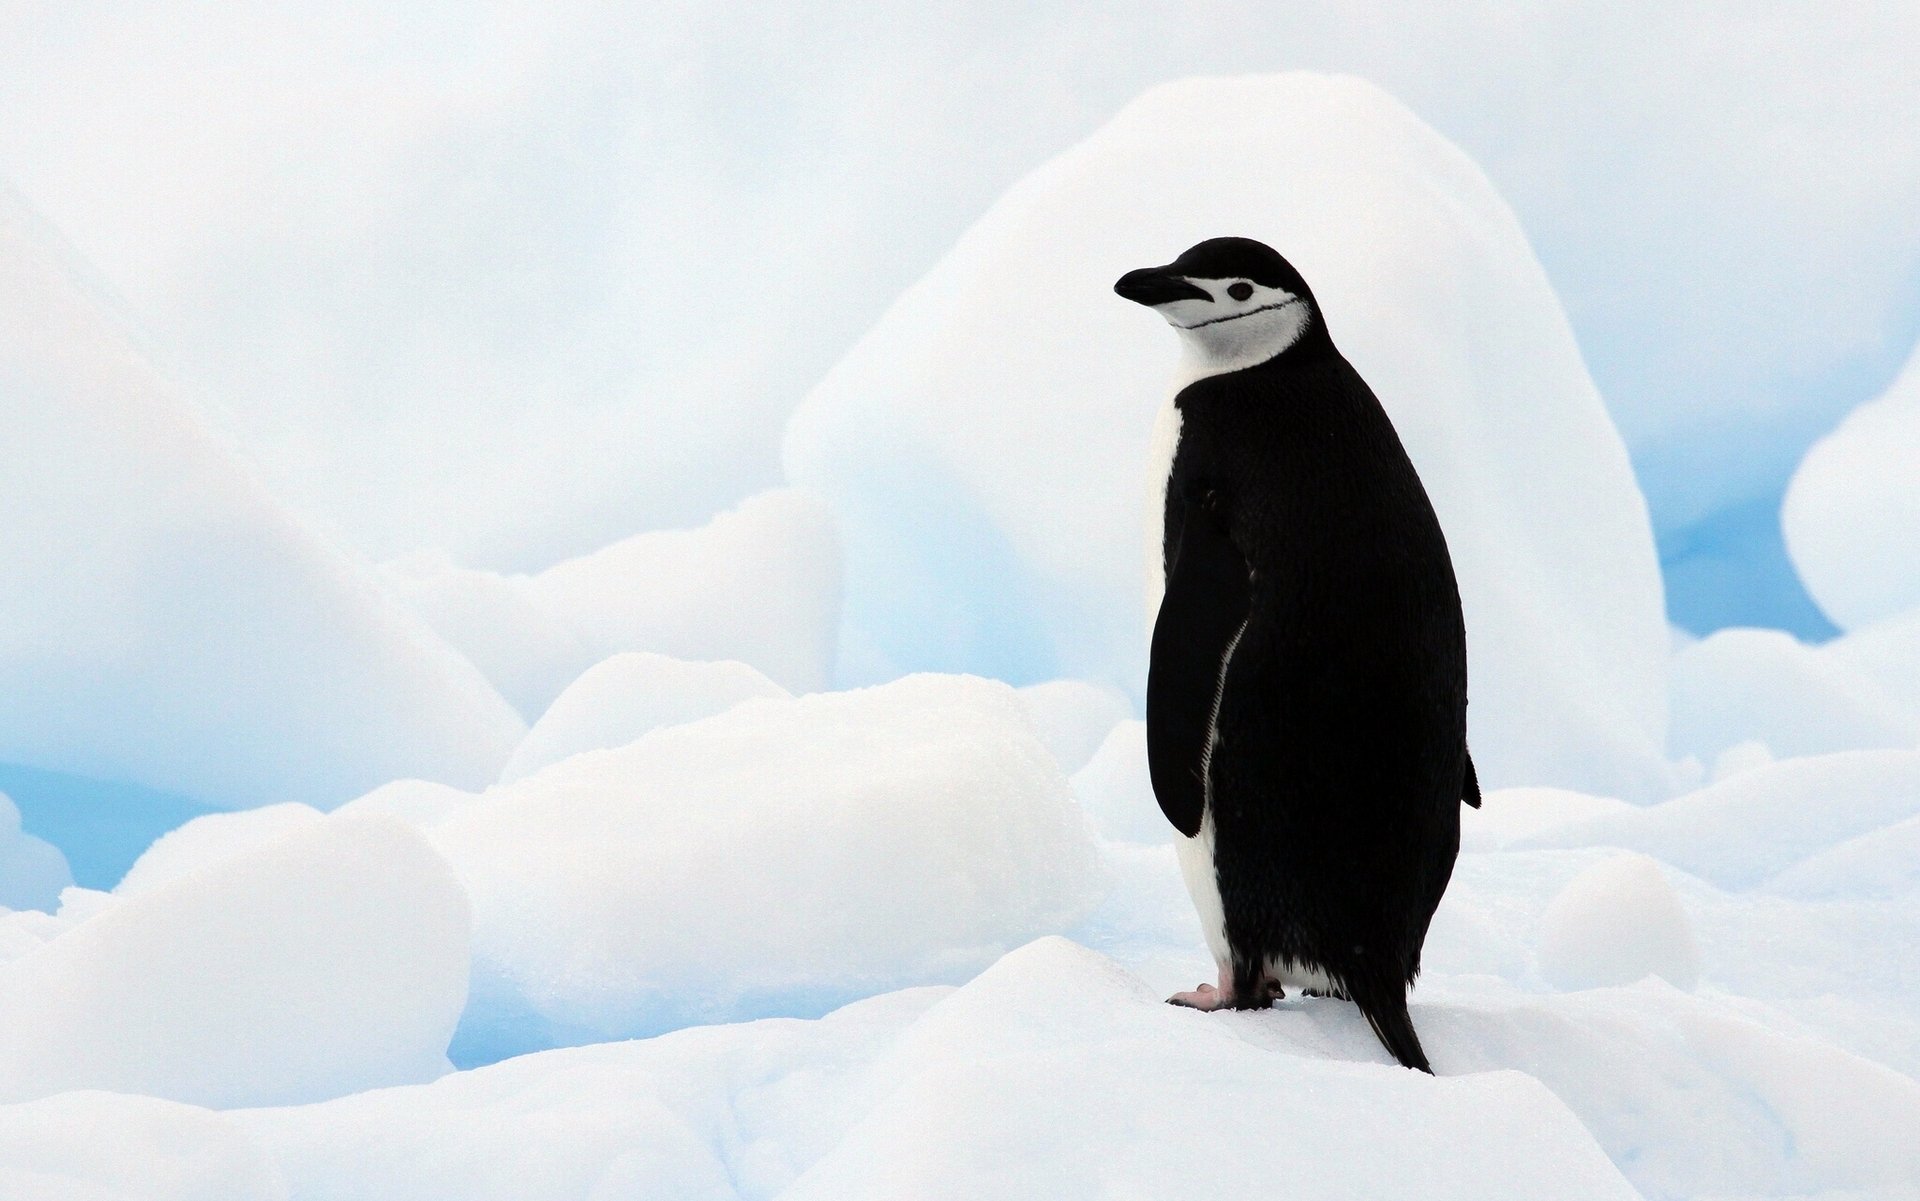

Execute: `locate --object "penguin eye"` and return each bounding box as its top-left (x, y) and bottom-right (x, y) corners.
top-left (1227, 282), bottom-right (1254, 302)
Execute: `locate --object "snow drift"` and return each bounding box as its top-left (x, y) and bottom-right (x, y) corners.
top-left (0, 183), bottom-right (525, 810)
top-left (784, 73), bottom-right (1670, 800)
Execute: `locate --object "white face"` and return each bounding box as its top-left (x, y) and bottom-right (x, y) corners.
top-left (1152, 277), bottom-right (1311, 384)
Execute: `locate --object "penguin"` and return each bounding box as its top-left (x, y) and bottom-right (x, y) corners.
top-left (1114, 237), bottom-right (1479, 1073)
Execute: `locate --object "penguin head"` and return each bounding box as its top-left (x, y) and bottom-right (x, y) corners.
top-left (1114, 238), bottom-right (1325, 377)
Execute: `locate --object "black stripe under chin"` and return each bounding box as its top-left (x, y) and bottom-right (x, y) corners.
top-left (1176, 298), bottom-right (1300, 331)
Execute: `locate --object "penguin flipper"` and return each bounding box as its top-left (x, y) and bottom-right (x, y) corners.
top-left (1348, 975), bottom-right (1433, 1073)
top-left (1462, 749), bottom-right (1481, 808)
top-left (1147, 495), bottom-right (1251, 839)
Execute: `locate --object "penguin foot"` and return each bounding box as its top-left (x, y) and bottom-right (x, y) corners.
top-left (1167, 982), bottom-right (1231, 1010)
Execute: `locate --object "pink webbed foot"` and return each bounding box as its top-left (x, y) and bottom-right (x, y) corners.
top-left (1167, 981), bottom-right (1231, 1010)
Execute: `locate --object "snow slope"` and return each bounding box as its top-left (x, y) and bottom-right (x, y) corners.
top-left (784, 73), bottom-right (1670, 801)
top-left (1784, 340), bottom-right (1920, 630)
top-left (0, 183), bottom-right (525, 811)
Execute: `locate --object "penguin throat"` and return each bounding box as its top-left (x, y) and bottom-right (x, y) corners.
top-left (1171, 299), bottom-right (1310, 386)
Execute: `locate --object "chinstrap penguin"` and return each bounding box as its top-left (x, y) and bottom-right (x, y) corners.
top-left (1116, 237), bottom-right (1480, 1073)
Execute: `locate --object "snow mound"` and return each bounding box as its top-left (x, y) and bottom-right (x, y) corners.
top-left (0, 184), bottom-right (525, 811)
top-left (500, 653), bottom-right (789, 784)
top-left (1014, 679), bottom-right (1133, 775)
top-left (1823, 606), bottom-right (1920, 716)
top-left (430, 674), bottom-right (1102, 1057)
top-left (382, 489), bottom-right (841, 707)
top-left (334, 779), bottom-right (478, 829)
top-left (0, 814), bottom-right (469, 1107)
top-left (1537, 854), bottom-right (1699, 991)
top-left (114, 803), bottom-right (324, 897)
top-left (0, 1091), bottom-right (288, 1201)
top-left (1765, 813), bottom-right (1920, 901)
top-left (1068, 720), bottom-right (1167, 844)
top-left (1668, 627), bottom-right (1916, 763)
top-left (0, 791), bottom-right (70, 912)
top-left (784, 73), bottom-right (1670, 800)
top-left (526, 489), bottom-right (842, 695)
top-left (1784, 342), bottom-right (1920, 630)
top-left (1522, 749), bottom-right (1920, 890)
top-left (1459, 787), bottom-right (1637, 853)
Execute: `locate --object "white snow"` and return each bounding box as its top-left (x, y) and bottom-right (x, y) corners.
top-left (784, 73), bottom-right (1671, 801)
top-left (0, 791), bottom-right (70, 912)
top-left (500, 653), bottom-right (789, 784)
top-left (1537, 853), bottom-right (1699, 991)
top-left (0, 814), bottom-right (468, 1107)
top-left (0, 184), bottom-right (526, 811)
top-left (430, 674), bottom-right (1103, 1056)
top-left (113, 803), bottom-right (324, 897)
top-left (1784, 341), bottom-right (1920, 630)
top-left (1668, 627), bottom-right (1917, 763)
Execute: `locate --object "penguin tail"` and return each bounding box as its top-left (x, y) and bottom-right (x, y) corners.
top-left (1350, 978), bottom-right (1432, 1073)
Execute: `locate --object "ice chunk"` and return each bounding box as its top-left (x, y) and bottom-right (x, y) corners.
top-left (500, 653), bottom-right (788, 783)
top-left (0, 1091), bottom-right (287, 1201)
top-left (0, 814), bottom-right (469, 1107)
top-left (430, 674), bottom-right (1102, 1057)
top-left (0, 184), bottom-right (525, 811)
top-left (0, 791), bottom-right (70, 912)
top-left (1784, 341), bottom-right (1920, 630)
top-left (1537, 854), bottom-right (1699, 991)
top-left (785, 74), bottom-right (1670, 801)
top-left (1014, 679), bottom-right (1132, 775)
top-left (1668, 627), bottom-right (1916, 763)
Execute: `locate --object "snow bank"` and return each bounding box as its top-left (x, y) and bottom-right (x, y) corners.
top-left (0, 1091), bottom-right (288, 1201)
top-left (784, 73), bottom-right (1670, 801)
top-left (1823, 606), bottom-right (1920, 716)
top-left (113, 803), bottom-right (324, 897)
top-left (431, 674), bottom-right (1102, 1057)
top-left (1537, 854), bottom-right (1699, 991)
top-left (0, 814), bottom-right (469, 1107)
top-left (1784, 341), bottom-right (1920, 630)
top-left (385, 489), bottom-right (842, 709)
top-left (0, 791), bottom-right (69, 912)
top-left (0, 184), bottom-right (524, 811)
top-left (500, 653), bottom-right (789, 783)
top-left (1668, 627), bottom-right (1917, 763)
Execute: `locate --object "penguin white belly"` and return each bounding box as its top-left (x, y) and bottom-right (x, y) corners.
top-left (1174, 813), bottom-right (1229, 967)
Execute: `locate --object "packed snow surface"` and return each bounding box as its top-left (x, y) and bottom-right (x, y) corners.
top-left (0, 184), bottom-right (525, 811)
top-left (1784, 342), bottom-right (1920, 630)
top-left (785, 73), bottom-right (1671, 801)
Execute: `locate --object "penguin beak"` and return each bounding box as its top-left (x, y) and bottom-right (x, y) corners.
top-left (1114, 266), bottom-right (1212, 307)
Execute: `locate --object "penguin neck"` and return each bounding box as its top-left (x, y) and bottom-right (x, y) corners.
top-left (1170, 319), bottom-right (1337, 394)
